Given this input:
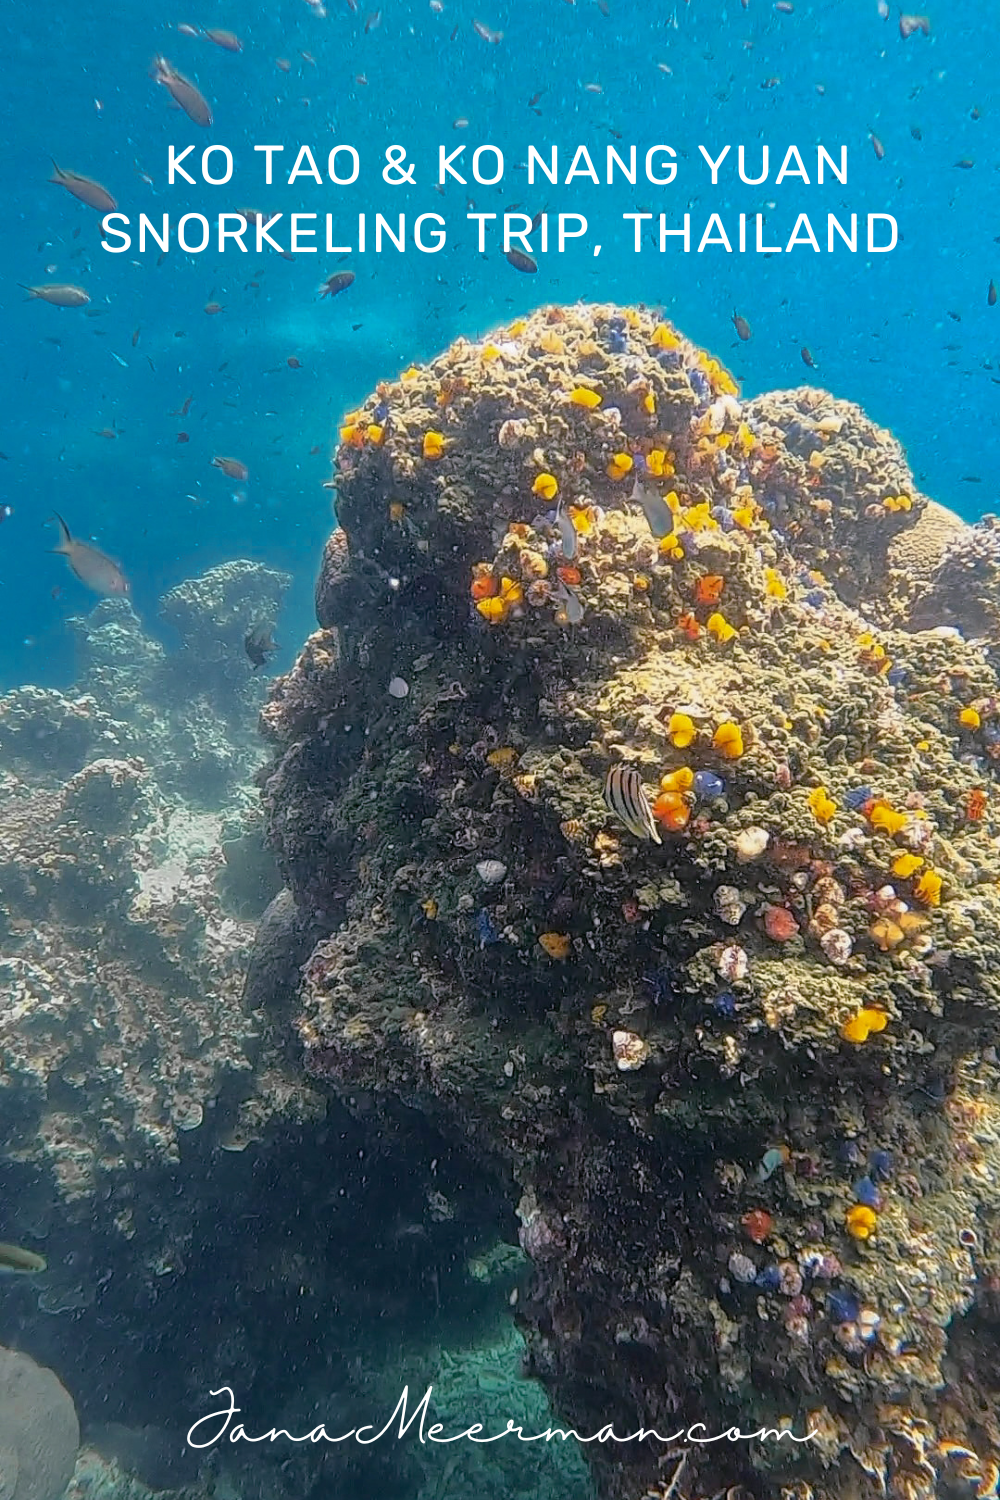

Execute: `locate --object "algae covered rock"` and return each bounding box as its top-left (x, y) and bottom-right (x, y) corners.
top-left (260, 302), bottom-right (1000, 1500)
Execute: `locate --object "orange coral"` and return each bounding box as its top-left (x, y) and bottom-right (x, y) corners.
top-left (693, 574), bottom-right (724, 605)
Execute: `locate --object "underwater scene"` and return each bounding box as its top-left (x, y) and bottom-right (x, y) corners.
top-left (4, 1), bottom-right (1000, 1498)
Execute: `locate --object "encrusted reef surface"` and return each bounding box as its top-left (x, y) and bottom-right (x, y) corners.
top-left (259, 302), bottom-right (1000, 1500)
top-left (0, 562), bottom-right (327, 1406)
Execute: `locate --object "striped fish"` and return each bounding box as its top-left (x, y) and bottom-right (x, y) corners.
top-left (603, 765), bottom-right (662, 845)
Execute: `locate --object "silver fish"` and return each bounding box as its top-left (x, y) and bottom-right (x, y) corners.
top-left (50, 512), bottom-right (129, 596)
top-left (0, 1242), bottom-right (46, 1275)
top-left (603, 765), bottom-right (662, 844)
top-left (553, 579), bottom-right (584, 625)
top-left (555, 502), bottom-right (577, 560)
top-left (632, 478), bottom-right (674, 539)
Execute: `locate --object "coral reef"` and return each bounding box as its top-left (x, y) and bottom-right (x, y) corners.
top-left (0, 1344), bottom-right (79, 1500)
top-left (258, 302), bottom-right (1000, 1500)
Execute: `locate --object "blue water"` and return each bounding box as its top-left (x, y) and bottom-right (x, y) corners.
top-left (4, 0), bottom-right (997, 686)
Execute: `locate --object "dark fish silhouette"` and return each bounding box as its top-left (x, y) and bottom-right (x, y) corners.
top-left (244, 623), bottom-right (278, 670)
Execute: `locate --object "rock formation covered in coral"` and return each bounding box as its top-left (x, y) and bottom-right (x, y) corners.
top-left (258, 302), bottom-right (1000, 1500)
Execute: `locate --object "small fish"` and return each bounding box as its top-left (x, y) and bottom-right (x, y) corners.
top-left (152, 56), bottom-right (213, 127)
top-left (204, 301), bottom-right (223, 314)
top-left (505, 248), bottom-right (537, 273)
top-left (632, 478), bottom-right (674, 539)
top-left (801, 345), bottom-right (818, 368)
top-left (49, 162), bottom-right (117, 213)
top-left (203, 27), bottom-right (242, 51)
top-left (0, 1243), bottom-right (46, 1275)
top-left (364, 9), bottom-right (381, 30)
top-left (553, 579), bottom-right (584, 625)
top-left (527, 90), bottom-right (545, 106)
top-left (732, 309), bottom-right (752, 340)
top-left (176, 432), bottom-right (190, 443)
top-left (898, 12), bottom-right (930, 38)
top-left (990, 281), bottom-right (998, 307)
top-left (910, 124), bottom-right (922, 140)
top-left (472, 17), bottom-right (503, 42)
top-left (0, 505), bottom-right (12, 522)
top-left (320, 270), bottom-right (355, 298)
top-left (131, 326), bottom-right (141, 346)
top-left (287, 356), bottom-right (303, 368)
top-left (244, 623), bottom-right (278, 670)
top-left (50, 512), bottom-right (129, 596)
top-left (19, 282), bottom-right (90, 307)
top-left (212, 456), bottom-right (249, 481)
top-left (603, 765), bottom-right (661, 845)
top-left (877, 0), bottom-right (889, 16)
top-left (869, 129), bottom-right (885, 161)
top-left (955, 159), bottom-right (975, 169)
top-left (555, 502), bottom-right (578, 560)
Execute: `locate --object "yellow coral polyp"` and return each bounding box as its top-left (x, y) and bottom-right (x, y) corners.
top-left (668, 713), bottom-right (697, 750)
top-left (481, 342), bottom-right (501, 362)
top-left (959, 707), bottom-right (982, 730)
top-left (659, 534), bottom-right (684, 560)
top-left (538, 931), bottom-right (571, 960)
top-left (607, 452), bottom-right (634, 481)
top-left (764, 568), bottom-right (787, 600)
top-left (736, 422), bottom-right (755, 454)
top-left (683, 502), bottom-right (718, 532)
top-left (568, 505), bottom-right (594, 535)
top-left (646, 449), bottom-right (674, 478)
top-left (422, 430), bottom-right (445, 460)
top-left (476, 597), bottom-right (508, 624)
top-left (508, 319), bottom-right (526, 336)
top-left (891, 853), bottom-right (924, 878)
top-left (539, 331), bottom-right (564, 354)
top-left (732, 505), bottom-right (758, 530)
top-left (400, 365), bottom-right (420, 380)
top-left (913, 869), bottom-right (943, 906)
top-left (660, 766), bottom-right (695, 792)
top-left (532, 472), bottom-right (559, 501)
top-left (569, 387), bottom-right (602, 409)
top-left (651, 323), bottom-right (680, 350)
top-left (846, 1204), bottom-right (878, 1241)
top-left (712, 721), bottom-right (744, 758)
top-left (883, 493), bottom-right (913, 513)
top-left (642, 392), bottom-right (656, 415)
top-left (486, 747), bottom-right (518, 770)
top-left (339, 422), bottom-right (365, 448)
top-left (366, 424), bottom-right (385, 445)
top-left (841, 1008), bottom-right (888, 1044)
top-left (808, 786), bottom-right (837, 824)
top-left (868, 800), bottom-right (908, 836)
top-left (706, 612), bottom-right (737, 644)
